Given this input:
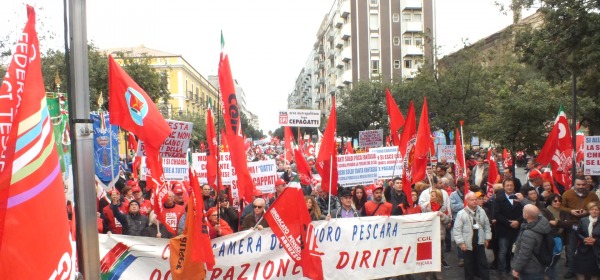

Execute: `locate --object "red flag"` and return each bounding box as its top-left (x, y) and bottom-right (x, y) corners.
top-left (199, 142), bottom-right (205, 153)
top-left (576, 127), bottom-right (585, 166)
top-left (265, 185), bottom-right (324, 280)
top-left (346, 141), bottom-right (355, 154)
top-left (299, 133), bottom-right (305, 152)
top-left (108, 55), bottom-right (171, 151)
top-left (486, 150), bottom-right (499, 197)
top-left (316, 96), bottom-right (338, 196)
top-left (145, 151), bottom-right (175, 234)
top-left (127, 132), bottom-right (138, 151)
top-left (537, 106), bottom-right (573, 189)
top-left (541, 167), bottom-right (560, 194)
top-left (0, 7), bottom-right (75, 278)
top-left (284, 126), bottom-right (294, 163)
top-left (219, 32), bottom-right (255, 203)
top-left (295, 148), bottom-right (313, 181)
top-left (385, 88), bottom-right (405, 146)
top-left (220, 130), bottom-right (229, 152)
top-left (399, 101), bottom-right (417, 206)
top-left (412, 97), bottom-right (433, 185)
top-left (206, 108), bottom-right (218, 191)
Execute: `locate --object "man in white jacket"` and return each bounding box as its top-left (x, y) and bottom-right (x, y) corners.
top-left (452, 192), bottom-right (492, 280)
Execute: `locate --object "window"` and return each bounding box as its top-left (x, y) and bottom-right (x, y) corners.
top-left (404, 59), bottom-right (412, 69)
top-left (414, 35), bottom-right (423, 46)
top-left (370, 0), bottom-right (378, 6)
top-left (392, 13), bottom-right (400, 22)
top-left (403, 12), bottom-right (411, 22)
top-left (394, 60), bottom-right (401, 69)
top-left (371, 60), bottom-right (380, 74)
top-left (369, 14), bottom-right (379, 30)
top-left (403, 35), bottom-right (412, 45)
top-left (370, 36), bottom-right (380, 50)
top-left (413, 13), bottom-right (422, 22)
top-left (393, 36), bottom-right (400, 46)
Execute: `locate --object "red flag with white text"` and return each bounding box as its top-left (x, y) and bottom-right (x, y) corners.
top-left (316, 96), bottom-right (338, 196)
top-left (536, 106), bottom-right (573, 189)
top-left (399, 101), bottom-right (416, 206)
top-left (0, 7), bottom-right (75, 278)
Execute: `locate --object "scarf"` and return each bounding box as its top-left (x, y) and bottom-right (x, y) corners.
top-left (589, 216), bottom-right (598, 237)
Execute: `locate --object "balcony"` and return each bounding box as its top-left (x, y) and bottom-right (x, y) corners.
top-left (403, 0), bottom-right (422, 9)
top-left (335, 39), bottom-right (344, 49)
top-left (342, 70), bottom-right (352, 84)
top-left (403, 45), bottom-right (423, 56)
top-left (335, 56), bottom-right (345, 69)
top-left (341, 24), bottom-right (351, 39)
top-left (328, 49), bottom-right (336, 59)
top-left (341, 46), bottom-right (352, 61)
top-left (334, 17), bottom-right (344, 28)
top-left (340, 0), bottom-right (350, 18)
top-left (403, 22), bottom-right (423, 32)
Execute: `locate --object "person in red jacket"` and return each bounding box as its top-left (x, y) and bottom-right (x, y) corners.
top-left (102, 189), bottom-right (129, 234)
top-left (132, 185), bottom-right (152, 216)
top-left (163, 191), bottom-right (185, 233)
top-left (206, 207), bottom-right (233, 239)
top-left (361, 185), bottom-right (392, 216)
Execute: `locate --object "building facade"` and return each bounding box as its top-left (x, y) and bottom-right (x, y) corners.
top-left (288, 0), bottom-right (435, 117)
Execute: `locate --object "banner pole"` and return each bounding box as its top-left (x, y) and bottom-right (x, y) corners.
top-left (328, 154), bottom-right (333, 214)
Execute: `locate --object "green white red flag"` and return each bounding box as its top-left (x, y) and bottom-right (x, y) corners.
top-left (0, 7), bottom-right (75, 278)
top-left (537, 106), bottom-right (573, 189)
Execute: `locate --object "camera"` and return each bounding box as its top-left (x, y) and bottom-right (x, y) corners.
top-left (508, 194), bottom-right (518, 199)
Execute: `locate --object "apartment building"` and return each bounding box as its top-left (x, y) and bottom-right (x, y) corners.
top-left (288, 0), bottom-right (435, 117)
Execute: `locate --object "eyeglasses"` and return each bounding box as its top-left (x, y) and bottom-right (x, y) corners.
top-left (553, 200), bottom-right (561, 203)
top-left (210, 214), bottom-right (218, 217)
top-left (253, 205), bottom-right (264, 209)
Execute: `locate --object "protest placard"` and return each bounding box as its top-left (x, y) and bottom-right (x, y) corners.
top-left (358, 129), bottom-right (383, 148)
top-left (337, 153), bottom-right (379, 187)
top-left (137, 120), bottom-right (193, 158)
top-left (437, 145), bottom-right (456, 163)
top-left (231, 159), bottom-right (277, 194)
top-left (140, 157), bottom-right (189, 181)
top-left (584, 136), bottom-right (600, 175)
top-left (369, 146), bottom-right (403, 179)
top-left (98, 213), bottom-right (441, 280)
top-left (278, 109), bottom-right (321, 127)
top-left (191, 152), bottom-right (232, 185)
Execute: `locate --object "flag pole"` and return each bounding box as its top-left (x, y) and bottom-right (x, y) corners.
top-left (459, 120), bottom-right (468, 182)
top-left (328, 154), bottom-right (333, 214)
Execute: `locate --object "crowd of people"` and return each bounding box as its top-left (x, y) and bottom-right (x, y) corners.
top-left (94, 143), bottom-right (600, 280)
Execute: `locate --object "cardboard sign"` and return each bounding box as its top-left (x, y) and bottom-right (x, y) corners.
top-left (278, 109), bottom-right (321, 127)
top-left (137, 120), bottom-right (193, 158)
top-left (359, 129), bottom-right (383, 148)
top-left (436, 145), bottom-right (456, 163)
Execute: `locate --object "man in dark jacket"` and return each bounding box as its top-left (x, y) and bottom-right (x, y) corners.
top-left (385, 177), bottom-right (409, 215)
top-left (493, 178), bottom-right (524, 276)
top-left (111, 199), bottom-right (149, 236)
top-left (511, 204), bottom-right (551, 279)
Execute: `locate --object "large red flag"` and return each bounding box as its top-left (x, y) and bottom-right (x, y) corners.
top-left (385, 88), bottom-right (405, 146)
top-left (399, 101), bottom-right (417, 206)
top-left (0, 7), bottom-right (75, 278)
top-left (145, 150), bottom-right (175, 234)
top-left (206, 108), bottom-right (218, 191)
top-left (536, 106), bottom-right (573, 189)
top-left (284, 126), bottom-right (294, 163)
top-left (295, 148), bottom-right (313, 181)
top-left (412, 97), bottom-right (433, 185)
top-left (108, 55), bottom-right (171, 150)
top-left (265, 183), bottom-right (324, 280)
top-left (316, 96), bottom-right (338, 196)
top-left (219, 32), bottom-right (256, 203)
top-left (486, 150), bottom-right (499, 197)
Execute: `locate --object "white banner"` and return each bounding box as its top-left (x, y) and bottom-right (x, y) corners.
top-left (278, 109), bottom-right (321, 127)
top-left (358, 129), bottom-right (383, 148)
top-left (370, 146), bottom-right (403, 179)
top-left (231, 159), bottom-right (277, 194)
top-left (437, 145), bottom-right (456, 163)
top-left (191, 152), bottom-right (232, 185)
top-left (98, 213), bottom-right (441, 280)
top-left (337, 153), bottom-right (378, 187)
top-left (140, 157), bottom-right (189, 181)
top-left (584, 136), bottom-right (600, 175)
top-left (137, 120), bottom-right (193, 158)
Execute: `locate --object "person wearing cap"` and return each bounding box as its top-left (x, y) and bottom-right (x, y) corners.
top-left (206, 207), bottom-right (233, 239)
top-left (172, 182), bottom-right (186, 206)
top-left (111, 195), bottom-right (149, 236)
top-left (101, 189), bottom-right (128, 234)
top-left (131, 185), bottom-right (152, 216)
top-left (201, 184), bottom-right (215, 211)
top-left (217, 194), bottom-right (239, 232)
top-left (163, 191), bottom-right (185, 233)
top-left (241, 198), bottom-right (269, 231)
top-left (361, 185), bottom-right (392, 217)
top-left (328, 189), bottom-right (360, 219)
top-left (561, 175), bottom-right (600, 279)
top-left (267, 178), bottom-right (287, 209)
top-left (241, 189), bottom-right (265, 219)
top-left (452, 192), bottom-right (492, 280)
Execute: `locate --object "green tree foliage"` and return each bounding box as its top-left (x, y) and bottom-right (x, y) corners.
top-left (513, 0), bottom-right (600, 133)
top-left (337, 81), bottom-right (391, 139)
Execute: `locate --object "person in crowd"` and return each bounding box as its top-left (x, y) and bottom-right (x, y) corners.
top-left (163, 191), bottom-right (185, 234)
top-left (419, 179), bottom-right (450, 215)
top-left (267, 178), bottom-right (287, 209)
top-left (523, 169), bottom-right (544, 196)
top-left (352, 185), bottom-right (368, 212)
top-left (206, 207), bottom-right (233, 239)
top-left (240, 198), bottom-right (269, 231)
top-left (503, 168), bottom-right (522, 193)
top-left (362, 185), bottom-right (392, 216)
top-left (281, 164), bottom-right (295, 183)
top-left (422, 188), bottom-right (452, 272)
top-left (131, 184), bottom-right (151, 216)
top-left (121, 185), bottom-right (134, 203)
top-left (385, 177), bottom-right (410, 215)
top-left (315, 184), bottom-right (340, 217)
top-left (172, 182), bottom-right (186, 206)
top-left (525, 159), bottom-right (537, 181)
top-left (449, 178), bottom-right (468, 265)
top-left (539, 193), bottom-right (570, 280)
top-left (328, 189), bottom-right (361, 219)
top-left (470, 156), bottom-right (488, 192)
top-left (102, 189), bottom-right (128, 234)
top-left (411, 190), bottom-right (419, 208)
top-left (574, 201), bottom-right (600, 280)
top-left (140, 211), bottom-right (173, 239)
top-left (542, 179), bottom-right (554, 194)
top-left (452, 192), bottom-right (492, 280)
top-left (511, 204), bottom-right (551, 280)
top-left (299, 174), bottom-right (313, 196)
top-left (241, 189), bottom-right (264, 219)
top-left (305, 195), bottom-right (323, 221)
top-left (217, 193), bottom-right (239, 232)
top-left (111, 197), bottom-right (149, 236)
top-left (522, 186), bottom-right (546, 210)
top-left (414, 181), bottom-right (429, 198)
top-left (493, 178), bottom-right (524, 277)
top-left (562, 175), bottom-right (600, 279)
top-left (201, 184), bottom-right (215, 211)
top-left (437, 164), bottom-right (455, 187)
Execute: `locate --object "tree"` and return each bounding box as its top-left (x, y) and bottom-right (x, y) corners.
top-left (337, 81), bottom-right (391, 140)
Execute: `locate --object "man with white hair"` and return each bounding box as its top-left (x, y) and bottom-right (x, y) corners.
top-left (240, 198), bottom-right (269, 230)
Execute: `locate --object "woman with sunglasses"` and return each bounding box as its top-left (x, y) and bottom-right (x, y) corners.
top-left (540, 193), bottom-right (570, 280)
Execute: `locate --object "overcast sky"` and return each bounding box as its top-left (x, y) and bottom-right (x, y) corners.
top-left (1, 0), bottom-right (535, 133)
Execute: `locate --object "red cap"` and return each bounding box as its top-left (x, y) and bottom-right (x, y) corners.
top-left (126, 180), bottom-right (138, 187)
top-left (529, 169), bottom-right (542, 179)
top-left (173, 185), bottom-right (184, 195)
top-left (275, 178), bottom-right (287, 186)
top-left (108, 189), bottom-right (120, 196)
top-left (253, 189), bottom-right (263, 197)
top-left (131, 186), bottom-right (142, 193)
top-left (205, 207), bottom-right (218, 218)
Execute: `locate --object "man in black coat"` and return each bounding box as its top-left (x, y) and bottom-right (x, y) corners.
top-left (493, 178), bottom-right (524, 277)
top-left (503, 168), bottom-right (522, 194)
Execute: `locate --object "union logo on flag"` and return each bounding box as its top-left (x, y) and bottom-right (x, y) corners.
top-left (416, 236), bottom-right (433, 261)
top-left (125, 87), bottom-right (148, 126)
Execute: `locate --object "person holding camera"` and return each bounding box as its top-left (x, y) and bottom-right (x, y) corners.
top-left (561, 175), bottom-right (600, 279)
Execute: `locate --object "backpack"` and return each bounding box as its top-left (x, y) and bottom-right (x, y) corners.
top-left (533, 232), bottom-right (558, 270)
